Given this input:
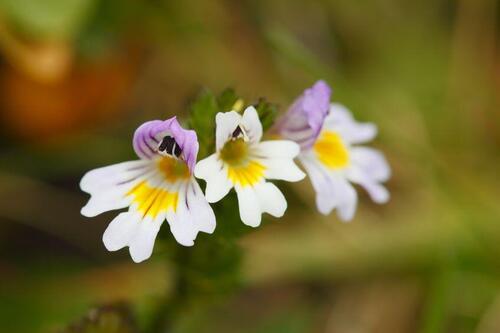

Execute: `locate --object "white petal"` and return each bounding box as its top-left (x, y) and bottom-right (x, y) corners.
top-left (194, 154), bottom-right (222, 180)
top-left (241, 106), bottom-right (263, 144)
top-left (340, 122), bottom-right (377, 145)
top-left (167, 212), bottom-right (196, 246)
top-left (81, 196), bottom-right (130, 218)
top-left (81, 184), bottom-right (134, 217)
top-left (324, 103), bottom-right (377, 144)
top-left (204, 167), bottom-right (233, 203)
top-left (254, 182), bottom-right (287, 218)
top-left (166, 184), bottom-right (198, 246)
top-left (128, 217), bottom-right (162, 263)
top-left (254, 140), bottom-right (300, 159)
top-left (300, 156), bottom-right (337, 215)
top-left (346, 166), bottom-right (390, 204)
top-left (102, 212), bottom-right (142, 252)
top-left (335, 178), bottom-right (358, 222)
top-left (326, 103), bottom-right (355, 124)
top-left (216, 111), bottom-right (242, 151)
top-left (186, 180), bottom-right (216, 234)
top-left (167, 223), bottom-right (195, 246)
top-left (350, 147), bottom-right (391, 182)
top-left (300, 154), bottom-right (358, 220)
top-left (263, 158), bottom-right (305, 182)
top-left (363, 181), bottom-right (389, 203)
top-left (80, 160), bottom-right (151, 194)
top-left (235, 186), bottom-right (262, 227)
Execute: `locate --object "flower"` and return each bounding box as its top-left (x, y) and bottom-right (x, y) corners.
top-left (272, 80), bottom-right (332, 150)
top-left (194, 106), bottom-right (305, 227)
top-left (80, 117), bottom-right (215, 263)
top-left (274, 81), bottom-right (391, 221)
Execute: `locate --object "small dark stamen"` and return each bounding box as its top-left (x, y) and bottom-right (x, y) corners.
top-left (158, 139), bottom-right (168, 151)
top-left (173, 143), bottom-right (182, 157)
top-left (232, 126), bottom-right (243, 138)
top-left (159, 136), bottom-right (181, 157)
top-left (159, 136), bottom-right (175, 152)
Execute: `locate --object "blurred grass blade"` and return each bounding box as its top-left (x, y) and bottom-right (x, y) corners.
top-left (265, 26), bottom-right (334, 80)
top-left (420, 270), bottom-right (454, 333)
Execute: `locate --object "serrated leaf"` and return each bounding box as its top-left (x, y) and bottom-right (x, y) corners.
top-left (187, 89), bottom-right (219, 159)
top-left (254, 98), bottom-right (278, 131)
top-left (217, 88), bottom-right (239, 112)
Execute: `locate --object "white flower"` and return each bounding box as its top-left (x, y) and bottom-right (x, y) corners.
top-left (80, 117), bottom-right (215, 263)
top-left (194, 106), bottom-right (305, 227)
top-left (298, 103), bottom-right (391, 221)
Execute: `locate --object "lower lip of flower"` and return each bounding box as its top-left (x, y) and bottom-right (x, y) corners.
top-left (219, 138), bottom-right (266, 187)
top-left (126, 156), bottom-right (190, 219)
top-left (313, 131), bottom-right (350, 169)
top-left (127, 181), bottom-right (179, 217)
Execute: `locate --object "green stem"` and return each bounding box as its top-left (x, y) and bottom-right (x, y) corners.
top-left (146, 249), bottom-right (191, 333)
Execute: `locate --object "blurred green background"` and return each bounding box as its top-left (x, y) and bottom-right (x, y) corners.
top-left (0, 0), bottom-right (499, 332)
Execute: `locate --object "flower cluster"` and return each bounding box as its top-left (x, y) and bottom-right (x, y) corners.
top-left (80, 81), bottom-right (390, 262)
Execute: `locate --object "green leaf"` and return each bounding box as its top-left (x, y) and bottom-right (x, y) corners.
top-left (187, 89), bottom-right (219, 159)
top-left (254, 98), bottom-right (278, 132)
top-left (217, 88), bottom-right (239, 113)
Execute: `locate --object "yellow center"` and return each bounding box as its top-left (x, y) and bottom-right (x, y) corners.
top-left (157, 156), bottom-right (190, 182)
top-left (219, 138), bottom-right (248, 165)
top-left (220, 138), bottom-right (266, 187)
top-left (313, 131), bottom-right (350, 169)
top-left (127, 181), bottom-right (178, 218)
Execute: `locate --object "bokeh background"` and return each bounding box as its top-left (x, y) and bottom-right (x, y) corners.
top-left (1, 0), bottom-right (499, 332)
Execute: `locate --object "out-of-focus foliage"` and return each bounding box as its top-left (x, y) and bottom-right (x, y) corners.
top-left (0, 0), bottom-right (97, 40)
top-left (62, 304), bottom-right (138, 333)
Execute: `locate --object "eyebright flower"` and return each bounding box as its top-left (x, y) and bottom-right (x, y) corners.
top-left (273, 80), bottom-right (331, 150)
top-left (194, 106), bottom-right (305, 227)
top-left (273, 81), bottom-right (391, 221)
top-left (80, 117), bottom-right (215, 263)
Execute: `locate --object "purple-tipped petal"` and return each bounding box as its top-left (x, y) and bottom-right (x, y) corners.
top-left (273, 80), bottom-right (331, 150)
top-left (133, 117), bottom-right (199, 172)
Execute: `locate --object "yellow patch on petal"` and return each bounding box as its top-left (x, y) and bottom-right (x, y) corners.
top-left (157, 156), bottom-right (190, 182)
top-left (227, 160), bottom-right (266, 187)
top-left (127, 181), bottom-right (178, 218)
top-left (314, 131), bottom-right (350, 169)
